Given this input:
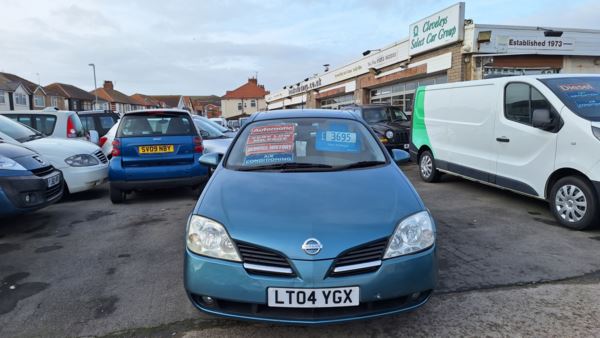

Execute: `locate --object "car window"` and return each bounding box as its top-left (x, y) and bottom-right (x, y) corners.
top-left (99, 116), bottom-right (116, 129)
top-left (389, 107), bottom-right (409, 122)
top-left (34, 115), bottom-right (57, 135)
top-left (0, 115), bottom-right (41, 142)
top-left (80, 116), bottom-right (96, 132)
top-left (505, 83), bottom-right (557, 126)
top-left (17, 116), bottom-right (33, 128)
top-left (117, 113), bottom-right (195, 137)
top-left (361, 108), bottom-right (388, 124)
top-left (226, 118), bottom-right (386, 170)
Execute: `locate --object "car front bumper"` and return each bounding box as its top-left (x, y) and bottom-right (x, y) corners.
top-left (184, 246), bottom-right (437, 324)
top-left (61, 163), bottom-right (109, 194)
top-left (0, 172), bottom-right (63, 216)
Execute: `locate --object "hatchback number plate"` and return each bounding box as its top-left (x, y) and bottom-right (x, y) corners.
top-left (138, 145), bottom-right (174, 154)
top-left (46, 173), bottom-right (60, 188)
top-left (267, 286), bottom-right (359, 308)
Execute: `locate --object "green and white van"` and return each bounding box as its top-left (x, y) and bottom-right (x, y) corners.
top-left (411, 74), bottom-right (600, 230)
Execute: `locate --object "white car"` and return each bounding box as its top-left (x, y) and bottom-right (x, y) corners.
top-left (0, 115), bottom-right (108, 194)
top-left (1, 108), bottom-right (91, 141)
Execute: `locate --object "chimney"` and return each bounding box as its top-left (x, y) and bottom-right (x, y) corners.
top-left (249, 78), bottom-right (257, 84)
top-left (103, 81), bottom-right (114, 91)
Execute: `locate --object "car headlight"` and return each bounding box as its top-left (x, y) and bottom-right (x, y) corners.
top-left (592, 126), bottom-right (600, 141)
top-left (385, 130), bottom-right (394, 139)
top-left (0, 155), bottom-right (26, 171)
top-left (187, 215), bottom-right (241, 262)
top-left (384, 211), bottom-right (435, 259)
top-left (65, 154), bottom-right (99, 167)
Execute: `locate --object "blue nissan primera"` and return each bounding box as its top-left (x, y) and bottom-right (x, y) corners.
top-left (184, 109), bottom-right (437, 324)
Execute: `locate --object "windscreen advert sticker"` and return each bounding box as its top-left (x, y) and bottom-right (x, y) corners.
top-left (315, 124), bottom-right (360, 153)
top-left (244, 124), bottom-right (295, 165)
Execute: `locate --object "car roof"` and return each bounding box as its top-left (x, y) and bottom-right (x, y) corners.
top-left (0, 110), bottom-right (76, 115)
top-left (251, 109), bottom-right (357, 122)
top-left (122, 108), bottom-right (191, 115)
top-left (77, 110), bottom-right (117, 115)
top-left (344, 104), bottom-right (402, 109)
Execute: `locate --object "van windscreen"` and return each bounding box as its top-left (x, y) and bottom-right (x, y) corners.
top-left (540, 77), bottom-right (600, 122)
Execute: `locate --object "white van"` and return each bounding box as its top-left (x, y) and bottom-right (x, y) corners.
top-left (411, 74), bottom-right (600, 230)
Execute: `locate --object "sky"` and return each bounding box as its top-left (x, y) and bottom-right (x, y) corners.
top-left (1, 0), bottom-right (599, 96)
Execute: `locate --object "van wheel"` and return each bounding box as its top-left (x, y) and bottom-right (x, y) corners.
top-left (419, 150), bottom-right (441, 183)
top-left (549, 176), bottom-right (598, 230)
top-left (110, 185), bottom-right (126, 204)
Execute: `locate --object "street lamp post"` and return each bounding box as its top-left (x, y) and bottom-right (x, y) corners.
top-left (88, 63), bottom-right (98, 110)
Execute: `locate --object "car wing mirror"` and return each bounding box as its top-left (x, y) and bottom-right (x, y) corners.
top-left (391, 149), bottom-right (410, 164)
top-left (199, 152), bottom-right (222, 167)
top-left (88, 130), bottom-right (100, 144)
top-left (532, 109), bottom-right (552, 130)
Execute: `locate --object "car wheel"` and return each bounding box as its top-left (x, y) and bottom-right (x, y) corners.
top-left (110, 185), bottom-right (125, 204)
top-left (549, 176), bottom-right (598, 230)
top-left (419, 150), bottom-right (441, 183)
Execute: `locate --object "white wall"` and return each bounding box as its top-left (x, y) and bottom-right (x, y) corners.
top-left (562, 56), bottom-right (600, 74)
top-left (12, 86), bottom-right (29, 110)
top-left (221, 98), bottom-right (266, 118)
top-left (0, 90), bottom-right (9, 110)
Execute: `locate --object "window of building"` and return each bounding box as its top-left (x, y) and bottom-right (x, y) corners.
top-left (251, 99), bottom-right (256, 107)
top-left (320, 93), bottom-right (355, 109)
top-left (505, 83), bottom-right (556, 126)
top-left (15, 93), bottom-right (27, 105)
top-left (83, 101), bottom-right (91, 110)
top-left (237, 102), bottom-right (242, 110)
top-left (34, 95), bottom-right (45, 107)
top-left (369, 75), bottom-right (446, 113)
top-left (0, 90), bottom-right (5, 104)
top-left (51, 96), bottom-right (58, 107)
top-left (72, 100), bottom-right (79, 110)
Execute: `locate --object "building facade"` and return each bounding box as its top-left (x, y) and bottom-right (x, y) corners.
top-left (90, 81), bottom-right (138, 114)
top-left (267, 2), bottom-right (600, 113)
top-left (221, 78), bottom-right (269, 119)
top-left (45, 83), bottom-right (95, 112)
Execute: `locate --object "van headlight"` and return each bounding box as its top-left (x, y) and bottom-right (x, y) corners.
top-left (65, 154), bottom-right (99, 167)
top-left (384, 211), bottom-right (435, 258)
top-left (593, 126), bottom-right (600, 141)
top-left (187, 215), bottom-right (241, 262)
top-left (0, 155), bottom-right (26, 171)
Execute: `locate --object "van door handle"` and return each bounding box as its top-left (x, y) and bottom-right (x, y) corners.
top-left (496, 137), bottom-right (510, 143)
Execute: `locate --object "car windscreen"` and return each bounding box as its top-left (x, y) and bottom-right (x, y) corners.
top-left (361, 108), bottom-right (388, 124)
top-left (205, 118), bottom-right (229, 132)
top-left (225, 117), bottom-right (387, 171)
top-left (540, 77), bottom-right (600, 121)
top-left (193, 118), bottom-right (225, 139)
top-left (0, 115), bottom-right (43, 142)
top-left (117, 113), bottom-right (195, 137)
top-left (389, 107), bottom-right (409, 122)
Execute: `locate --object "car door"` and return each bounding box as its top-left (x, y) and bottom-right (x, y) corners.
top-left (494, 82), bottom-right (559, 197)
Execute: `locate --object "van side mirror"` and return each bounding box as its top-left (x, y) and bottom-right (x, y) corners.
top-left (199, 152), bottom-right (222, 167)
top-left (532, 109), bottom-right (552, 130)
top-left (391, 149), bottom-right (410, 164)
top-left (88, 130), bottom-right (99, 144)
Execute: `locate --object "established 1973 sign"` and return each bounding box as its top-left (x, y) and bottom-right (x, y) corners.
top-left (409, 2), bottom-right (465, 56)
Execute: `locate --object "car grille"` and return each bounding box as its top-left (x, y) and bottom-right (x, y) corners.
top-left (392, 130), bottom-right (409, 144)
top-left (94, 150), bottom-right (108, 164)
top-left (45, 180), bottom-right (63, 200)
top-left (236, 242), bottom-right (296, 277)
top-left (31, 166), bottom-right (55, 177)
top-left (328, 238), bottom-right (388, 277)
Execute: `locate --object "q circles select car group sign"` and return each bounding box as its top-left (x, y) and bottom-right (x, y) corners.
top-left (409, 2), bottom-right (465, 56)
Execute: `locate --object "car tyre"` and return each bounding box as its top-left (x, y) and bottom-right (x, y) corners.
top-left (110, 185), bottom-right (125, 204)
top-left (549, 176), bottom-right (598, 230)
top-left (419, 150), bottom-right (441, 183)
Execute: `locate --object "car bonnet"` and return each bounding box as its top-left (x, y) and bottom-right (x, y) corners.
top-left (24, 138), bottom-right (101, 157)
top-left (195, 164), bottom-right (425, 260)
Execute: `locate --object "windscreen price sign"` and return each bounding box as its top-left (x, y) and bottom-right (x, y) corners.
top-left (409, 2), bottom-right (465, 56)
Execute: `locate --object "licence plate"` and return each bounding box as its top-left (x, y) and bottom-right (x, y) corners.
top-left (138, 145), bottom-right (174, 154)
top-left (47, 173), bottom-right (60, 188)
top-left (267, 287), bottom-right (359, 308)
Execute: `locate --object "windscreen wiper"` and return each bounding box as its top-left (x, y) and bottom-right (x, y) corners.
top-left (238, 162), bottom-right (333, 172)
top-left (335, 161), bottom-right (386, 170)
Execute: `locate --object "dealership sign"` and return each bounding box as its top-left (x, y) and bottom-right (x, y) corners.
top-left (505, 37), bottom-right (575, 51)
top-left (409, 2), bottom-right (465, 56)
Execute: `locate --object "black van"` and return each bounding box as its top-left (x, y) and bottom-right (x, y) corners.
top-left (344, 104), bottom-right (411, 152)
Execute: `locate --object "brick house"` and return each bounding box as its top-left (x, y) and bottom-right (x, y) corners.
top-left (0, 72), bottom-right (53, 110)
top-left (221, 78), bottom-right (269, 119)
top-left (90, 81), bottom-right (137, 114)
top-left (45, 83), bottom-right (95, 112)
top-left (130, 94), bottom-right (161, 110)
